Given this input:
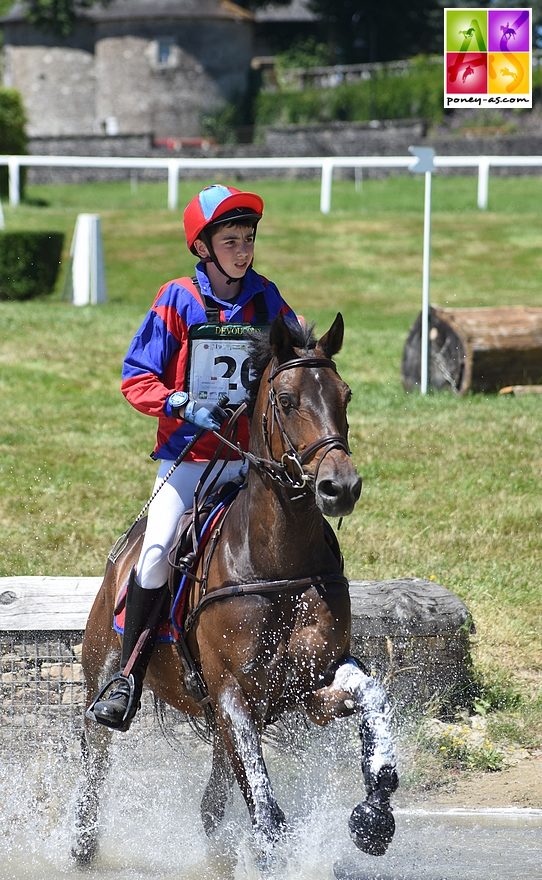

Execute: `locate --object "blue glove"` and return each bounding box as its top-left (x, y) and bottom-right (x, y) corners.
top-left (184, 399), bottom-right (227, 431)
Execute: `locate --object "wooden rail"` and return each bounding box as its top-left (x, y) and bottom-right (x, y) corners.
top-left (0, 576), bottom-right (102, 630)
top-left (2, 152), bottom-right (540, 211)
top-left (0, 576), bottom-right (475, 711)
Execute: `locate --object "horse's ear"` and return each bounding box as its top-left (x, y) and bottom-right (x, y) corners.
top-left (318, 312), bottom-right (344, 358)
top-left (269, 314), bottom-right (297, 361)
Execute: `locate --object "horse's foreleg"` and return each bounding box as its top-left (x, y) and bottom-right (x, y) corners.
top-left (215, 681), bottom-right (285, 848)
top-left (308, 657), bottom-right (398, 856)
top-left (200, 728), bottom-right (235, 836)
top-left (71, 719), bottom-right (112, 864)
top-left (72, 623), bottom-right (119, 865)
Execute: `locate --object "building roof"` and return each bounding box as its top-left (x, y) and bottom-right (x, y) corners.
top-left (254, 0), bottom-right (316, 23)
top-left (1, 0), bottom-right (253, 25)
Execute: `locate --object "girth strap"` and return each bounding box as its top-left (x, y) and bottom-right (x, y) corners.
top-left (183, 573), bottom-right (349, 633)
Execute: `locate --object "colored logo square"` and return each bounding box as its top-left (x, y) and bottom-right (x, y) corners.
top-left (488, 9), bottom-right (531, 52)
top-left (446, 52), bottom-right (487, 93)
top-left (445, 9), bottom-right (488, 52)
top-left (488, 52), bottom-right (531, 94)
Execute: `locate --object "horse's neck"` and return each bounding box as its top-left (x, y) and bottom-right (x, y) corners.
top-left (228, 471), bottom-right (335, 580)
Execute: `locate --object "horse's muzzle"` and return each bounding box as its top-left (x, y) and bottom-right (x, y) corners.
top-left (316, 467), bottom-right (362, 517)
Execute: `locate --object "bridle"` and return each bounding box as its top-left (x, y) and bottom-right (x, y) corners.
top-left (256, 355), bottom-right (351, 493)
top-left (144, 352), bottom-right (352, 512)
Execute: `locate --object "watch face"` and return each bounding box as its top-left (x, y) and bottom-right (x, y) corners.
top-left (170, 392), bottom-right (188, 408)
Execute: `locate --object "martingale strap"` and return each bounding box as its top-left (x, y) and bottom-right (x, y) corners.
top-left (183, 572), bottom-right (349, 634)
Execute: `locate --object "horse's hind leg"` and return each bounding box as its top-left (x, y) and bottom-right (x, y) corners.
top-left (200, 728), bottom-right (235, 836)
top-left (307, 657), bottom-right (398, 856)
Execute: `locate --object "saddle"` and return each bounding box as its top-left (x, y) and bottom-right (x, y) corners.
top-left (113, 480), bottom-right (242, 642)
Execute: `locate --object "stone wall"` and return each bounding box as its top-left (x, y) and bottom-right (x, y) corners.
top-left (26, 120), bottom-right (542, 186)
top-left (3, 15), bottom-right (253, 139)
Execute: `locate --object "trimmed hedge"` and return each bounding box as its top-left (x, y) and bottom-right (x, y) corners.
top-left (0, 232), bottom-right (64, 301)
top-left (0, 89), bottom-right (28, 201)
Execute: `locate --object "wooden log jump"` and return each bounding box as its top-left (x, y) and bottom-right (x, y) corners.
top-left (402, 305), bottom-right (542, 394)
top-left (0, 576), bottom-right (475, 714)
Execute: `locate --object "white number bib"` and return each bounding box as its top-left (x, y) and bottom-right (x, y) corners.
top-left (188, 324), bottom-right (265, 406)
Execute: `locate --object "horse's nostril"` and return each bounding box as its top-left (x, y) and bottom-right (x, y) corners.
top-left (319, 475), bottom-right (362, 504)
top-left (318, 479), bottom-right (341, 499)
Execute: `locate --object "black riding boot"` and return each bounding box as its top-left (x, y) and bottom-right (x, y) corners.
top-left (89, 569), bottom-right (169, 732)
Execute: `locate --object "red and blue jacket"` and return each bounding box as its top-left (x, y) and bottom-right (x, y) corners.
top-left (121, 263), bottom-right (297, 461)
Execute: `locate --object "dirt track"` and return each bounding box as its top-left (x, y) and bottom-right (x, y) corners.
top-left (413, 752), bottom-right (542, 810)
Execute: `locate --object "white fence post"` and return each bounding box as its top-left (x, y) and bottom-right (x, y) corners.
top-left (68, 214), bottom-right (107, 306)
top-left (167, 160), bottom-right (179, 211)
top-left (477, 158), bottom-right (490, 210)
top-left (409, 146), bottom-right (435, 395)
top-left (320, 159), bottom-right (334, 214)
top-left (8, 158), bottom-right (20, 207)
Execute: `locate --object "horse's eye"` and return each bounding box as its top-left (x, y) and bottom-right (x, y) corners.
top-left (278, 393), bottom-right (293, 411)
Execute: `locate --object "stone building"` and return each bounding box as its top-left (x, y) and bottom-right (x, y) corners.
top-left (0, 0), bottom-right (256, 138)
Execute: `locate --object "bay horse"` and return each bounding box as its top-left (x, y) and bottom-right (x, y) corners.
top-left (72, 313), bottom-right (398, 865)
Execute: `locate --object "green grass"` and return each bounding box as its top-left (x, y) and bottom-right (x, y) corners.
top-left (1, 176), bottom-right (541, 747)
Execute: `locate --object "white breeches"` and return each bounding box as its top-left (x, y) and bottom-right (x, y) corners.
top-left (136, 458), bottom-right (246, 589)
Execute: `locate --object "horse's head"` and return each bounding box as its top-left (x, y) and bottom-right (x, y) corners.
top-left (248, 313), bottom-right (362, 517)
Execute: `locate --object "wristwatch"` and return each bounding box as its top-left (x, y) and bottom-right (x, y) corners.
top-left (168, 391), bottom-right (189, 419)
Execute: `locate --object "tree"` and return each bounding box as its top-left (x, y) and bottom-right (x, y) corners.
top-left (307, 0), bottom-right (442, 63)
top-left (21, 0), bottom-right (292, 37)
top-left (234, 0), bottom-right (291, 8)
top-left (22, 0), bottom-right (109, 37)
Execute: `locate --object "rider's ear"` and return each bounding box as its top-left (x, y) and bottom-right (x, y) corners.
top-left (318, 312), bottom-right (344, 358)
top-left (194, 238), bottom-right (210, 260)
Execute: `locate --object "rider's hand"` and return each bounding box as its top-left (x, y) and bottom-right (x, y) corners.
top-left (183, 399), bottom-right (227, 431)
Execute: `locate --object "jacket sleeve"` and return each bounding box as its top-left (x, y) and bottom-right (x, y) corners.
top-left (121, 285), bottom-right (187, 417)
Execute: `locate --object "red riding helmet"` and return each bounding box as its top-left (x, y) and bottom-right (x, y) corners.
top-left (183, 184), bottom-right (264, 254)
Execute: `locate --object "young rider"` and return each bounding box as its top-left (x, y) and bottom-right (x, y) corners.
top-left (90, 184), bottom-right (298, 731)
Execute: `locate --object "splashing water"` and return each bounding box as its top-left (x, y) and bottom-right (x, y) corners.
top-left (1, 717), bottom-right (540, 880)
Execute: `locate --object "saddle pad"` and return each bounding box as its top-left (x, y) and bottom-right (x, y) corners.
top-left (113, 586), bottom-right (173, 643)
top-left (113, 492), bottom-right (237, 643)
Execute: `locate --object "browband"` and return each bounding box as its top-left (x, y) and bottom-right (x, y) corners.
top-left (268, 357), bottom-right (337, 381)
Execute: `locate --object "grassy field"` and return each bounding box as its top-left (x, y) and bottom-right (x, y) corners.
top-left (1, 175), bottom-right (541, 760)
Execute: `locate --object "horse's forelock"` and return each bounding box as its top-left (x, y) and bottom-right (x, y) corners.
top-left (246, 318), bottom-right (316, 416)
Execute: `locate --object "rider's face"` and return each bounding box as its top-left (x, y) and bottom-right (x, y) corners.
top-left (197, 224), bottom-right (255, 279)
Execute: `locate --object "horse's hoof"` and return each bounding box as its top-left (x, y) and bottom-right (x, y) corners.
top-left (253, 802), bottom-right (287, 854)
top-left (71, 834), bottom-right (99, 866)
top-left (201, 806), bottom-right (223, 838)
top-left (348, 801), bottom-right (395, 856)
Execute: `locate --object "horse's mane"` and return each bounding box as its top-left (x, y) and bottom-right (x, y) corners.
top-left (246, 319), bottom-right (317, 417)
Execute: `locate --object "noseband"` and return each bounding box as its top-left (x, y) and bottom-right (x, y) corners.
top-left (261, 356), bottom-right (350, 492)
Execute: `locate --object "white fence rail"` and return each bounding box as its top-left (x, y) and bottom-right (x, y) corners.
top-left (1, 152), bottom-right (542, 213)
